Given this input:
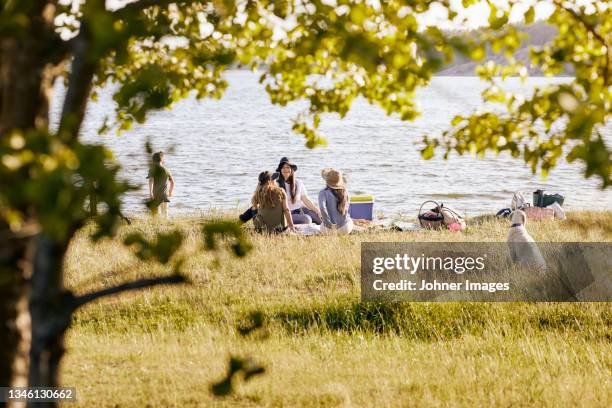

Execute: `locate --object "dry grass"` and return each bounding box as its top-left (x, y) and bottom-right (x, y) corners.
top-left (60, 211), bottom-right (612, 407)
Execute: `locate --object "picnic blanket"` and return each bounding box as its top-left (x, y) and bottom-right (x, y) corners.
top-left (293, 223), bottom-right (321, 236)
top-left (372, 218), bottom-right (423, 231)
top-left (291, 219), bottom-right (423, 236)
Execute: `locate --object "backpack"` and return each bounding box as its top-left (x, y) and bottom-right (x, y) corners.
top-left (533, 190), bottom-right (565, 208)
top-left (511, 192), bottom-right (528, 210)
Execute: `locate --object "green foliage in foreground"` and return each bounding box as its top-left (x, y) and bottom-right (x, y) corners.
top-left (424, 1), bottom-right (611, 187)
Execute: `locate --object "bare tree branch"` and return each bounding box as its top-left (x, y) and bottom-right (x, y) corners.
top-left (72, 274), bottom-right (186, 309)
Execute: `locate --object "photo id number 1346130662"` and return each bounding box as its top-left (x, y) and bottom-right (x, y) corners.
top-left (0, 387), bottom-right (76, 402)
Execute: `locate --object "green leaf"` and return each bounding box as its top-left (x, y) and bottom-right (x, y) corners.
top-left (421, 145), bottom-right (435, 160)
top-left (525, 6), bottom-right (535, 24)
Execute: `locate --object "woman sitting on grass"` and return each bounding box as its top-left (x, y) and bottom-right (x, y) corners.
top-left (276, 157), bottom-right (322, 225)
top-left (252, 171), bottom-right (295, 234)
top-left (318, 168), bottom-right (353, 235)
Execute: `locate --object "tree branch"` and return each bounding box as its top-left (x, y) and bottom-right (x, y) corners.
top-left (57, 21), bottom-right (97, 142)
top-left (0, 221), bottom-right (41, 241)
top-left (43, 29), bottom-right (73, 65)
top-left (113, 0), bottom-right (198, 17)
top-left (72, 274), bottom-right (186, 309)
top-left (553, 0), bottom-right (610, 86)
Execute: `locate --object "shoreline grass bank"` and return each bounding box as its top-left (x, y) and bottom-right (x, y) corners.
top-left (62, 211), bottom-right (611, 407)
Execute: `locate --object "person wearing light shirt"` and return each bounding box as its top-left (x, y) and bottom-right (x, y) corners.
top-left (318, 168), bottom-right (353, 234)
top-left (275, 157), bottom-right (322, 225)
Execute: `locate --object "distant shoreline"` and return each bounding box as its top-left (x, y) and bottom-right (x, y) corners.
top-left (432, 73), bottom-right (573, 77)
top-left (231, 66), bottom-right (573, 78)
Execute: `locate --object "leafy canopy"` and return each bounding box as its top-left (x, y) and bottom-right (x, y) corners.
top-left (424, 0), bottom-right (610, 187)
top-left (101, 0), bottom-right (610, 186)
top-left (1, 0), bottom-right (610, 239)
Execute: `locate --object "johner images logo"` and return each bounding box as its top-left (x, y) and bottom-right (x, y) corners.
top-left (361, 242), bottom-right (612, 302)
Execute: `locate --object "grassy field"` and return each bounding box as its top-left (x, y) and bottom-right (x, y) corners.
top-left (61, 211), bottom-right (612, 407)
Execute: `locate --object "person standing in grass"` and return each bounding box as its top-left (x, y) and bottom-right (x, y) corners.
top-left (147, 151), bottom-right (174, 217)
top-left (318, 168), bottom-right (353, 234)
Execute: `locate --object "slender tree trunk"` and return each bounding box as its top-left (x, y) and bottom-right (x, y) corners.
top-left (28, 235), bottom-right (71, 402)
top-left (89, 181), bottom-right (98, 216)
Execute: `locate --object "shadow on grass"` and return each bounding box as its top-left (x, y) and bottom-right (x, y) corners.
top-left (269, 300), bottom-right (611, 341)
top-left (72, 293), bottom-right (610, 341)
top-left (271, 302), bottom-right (493, 340)
top-left (73, 295), bottom-right (200, 334)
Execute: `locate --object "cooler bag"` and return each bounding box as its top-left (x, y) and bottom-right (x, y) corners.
top-left (349, 195), bottom-right (374, 220)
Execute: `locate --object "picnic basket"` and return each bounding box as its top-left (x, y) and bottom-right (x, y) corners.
top-left (418, 200), bottom-right (445, 229)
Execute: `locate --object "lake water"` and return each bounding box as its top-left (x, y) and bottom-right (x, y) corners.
top-left (50, 71), bottom-right (611, 217)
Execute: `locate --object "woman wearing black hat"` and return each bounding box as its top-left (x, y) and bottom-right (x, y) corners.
top-left (275, 157), bottom-right (322, 225)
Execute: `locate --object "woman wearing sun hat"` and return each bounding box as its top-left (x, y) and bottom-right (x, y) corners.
top-left (275, 157), bottom-right (322, 225)
top-left (318, 167), bottom-right (353, 234)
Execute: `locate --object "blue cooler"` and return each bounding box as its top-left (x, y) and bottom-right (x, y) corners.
top-left (349, 195), bottom-right (374, 220)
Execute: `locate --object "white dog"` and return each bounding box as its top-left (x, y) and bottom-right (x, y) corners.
top-left (507, 210), bottom-right (547, 272)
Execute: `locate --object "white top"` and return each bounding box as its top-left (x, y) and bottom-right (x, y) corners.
top-left (278, 179), bottom-right (309, 211)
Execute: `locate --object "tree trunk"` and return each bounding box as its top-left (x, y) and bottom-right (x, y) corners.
top-left (0, 0), bottom-right (60, 394)
top-left (24, 16), bottom-right (97, 397)
top-left (89, 181), bottom-right (98, 216)
top-left (28, 235), bottom-right (71, 403)
top-left (0, 225), bottom-right (34, 389)
top-left (0, 1), bottom-right (56, 134)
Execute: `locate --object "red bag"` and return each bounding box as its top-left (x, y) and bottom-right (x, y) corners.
top-left (524, 206), bottom-right (554, 221)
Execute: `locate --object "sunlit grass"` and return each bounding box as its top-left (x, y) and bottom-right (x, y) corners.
top-left (61, 211), bottom-right (612, 407)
